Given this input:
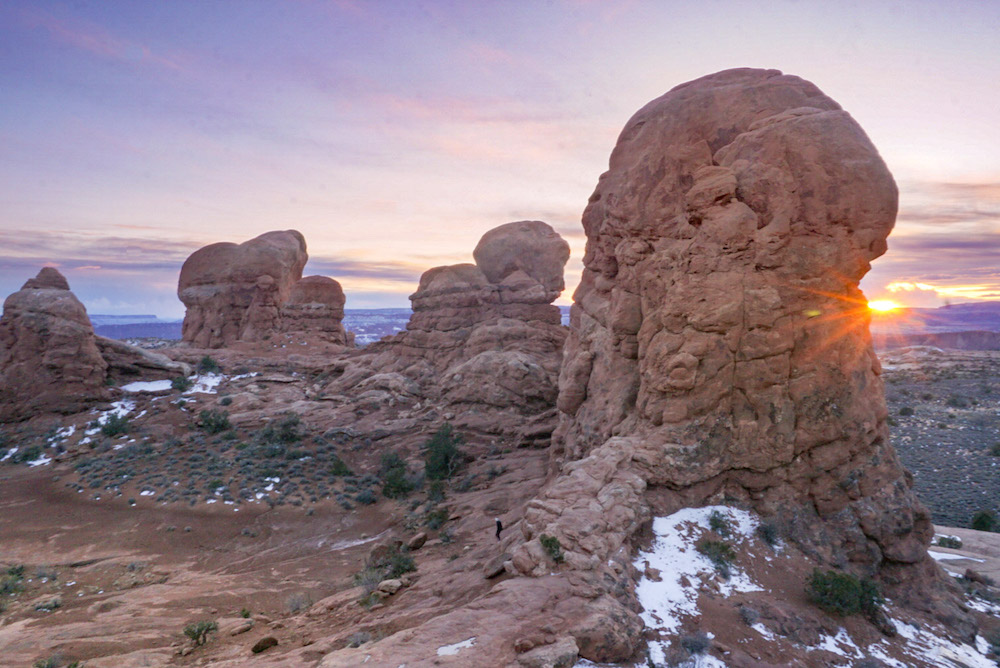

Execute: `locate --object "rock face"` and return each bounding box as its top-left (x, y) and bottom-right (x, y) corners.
top-left (365, 221), bottom-right (570, 438)
top-left (507, 68), bottom-right (958, 657)
top-left (178, 230), bottom-right (349, 347)
top-left (0, 268), bottom-right (109, 421)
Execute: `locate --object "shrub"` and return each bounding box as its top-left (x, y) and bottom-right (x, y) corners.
top-left (946, 395), bottom-right (968, 408)
top-left (805, 569), bottom-right (882, 617)
top-left (219, 395), bottom-right (233, 406)
top-left (680, 631), bottom-right (711, 655)
top-left (697, 540), bottom-right (736, 578)
top-left (10, 445), bottom-right (42, 464)
top-left (756, 520), bottom-right (779, 547)
top-left (198, 410), bottom-right (231, 434)
top-left (971, 510), bottom-right (998, 532)
top-left (197, 356), bottom-right (219, 374)
top-left (258, 413), bottom-right (303, 444)
top-left (101, 414), bottom-right (130, 437)
top-left (539, 534), bottom-right (565, 564)
top-left (739, 605), bottom-right (759, 626)
top-left (286, 592), bottom-right (311, 613)
top-left (184, 620), bottom-right (218, 646)
top-left (708, 510), bottom-right (731, 537)
top-left (898, 406), bottom-right (914, 416)
top-left (355, 489), bottom-right (376, 505)
top-left (425, 508), bottom-right (448, 530)
top-left (423, 423), bottom-right (464, 480)
top-left (329, 454), bottom-right (352, 477)
top-left (991, 443), bottom-right (1000, 457)
top-left (34, 597), bottom-right (61, 611)
top-left (380, 452), bottom-right (413, 499)
top-left (346, 631), bottom-right (371, 648)
top-left (427, 480), bottom-right (446, 503)
top-left (936, 536), bottom-right (963, 549)
top-left (353, 545), bottom-right (416, 597)
top-left (33, 659), bottom-right (58, 668)
top-left (171, 376), bottom-right (192, 391)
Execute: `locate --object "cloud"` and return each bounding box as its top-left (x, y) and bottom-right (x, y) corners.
top-left (305, 256), bottom-right (425, 284)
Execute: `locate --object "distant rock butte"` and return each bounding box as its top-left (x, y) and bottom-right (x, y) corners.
top-left (0, 268), bottom-right (109, 420)
top-left (503, 68), bottom-right (967, 657)
top-left (177, 230), bottom-right (349, 347)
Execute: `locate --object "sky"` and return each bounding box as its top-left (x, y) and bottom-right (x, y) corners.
top-left (1, 0), bottom-right (998, 318)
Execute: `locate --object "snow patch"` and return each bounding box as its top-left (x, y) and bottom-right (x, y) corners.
top-left (120, 379), bottom-right (173, 393)
top-left (437, 637), bottom-right (475, 656)
top-left (184, 374), bottom-right (222, 395)
top-left (928, 549), bottom-right (983, 563)
top-left (27, 454), bottom-right (52, 467)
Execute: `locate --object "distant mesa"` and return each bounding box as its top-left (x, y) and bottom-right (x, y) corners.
top-left (177, 229), bottom-right (351, 347)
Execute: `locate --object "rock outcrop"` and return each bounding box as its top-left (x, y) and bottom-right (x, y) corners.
top-left (362, 221), bottom-right (570, 439)
top-left (178, 230), bottom-right (350, 347)
top-left (504, 68), bottom-right (966, 658)
top-left (0, 268), bottom-right (109, 421)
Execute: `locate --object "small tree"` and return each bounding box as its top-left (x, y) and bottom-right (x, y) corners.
top-left (423, 423), bottom-right (464, 480)
top-left (184, 620), bottom-right (218, 646)
top-left (971, 510), bottom-right (998, 532)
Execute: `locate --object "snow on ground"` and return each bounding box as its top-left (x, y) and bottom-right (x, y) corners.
top-left (633, 506), bottom-right (763, 664)
top-left (184, 374), bottom-right (223, 395)
top-left (436, 637), bottom-right (475, 656)
top-left (889, 618), bottom-right (995, 668)
top-left (121, 379), bottom-right (173, 393)
top-left (0, 447), bottom-right (16, 462)
top-left (928, 550), bottom-right (984, 563)
top-left (27, 453), bottom-right (52, 467)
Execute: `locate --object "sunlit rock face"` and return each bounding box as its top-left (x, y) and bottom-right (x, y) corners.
top-left (178, 230), bottom-right (349, 347)
top-left (0, 268), bottom-right (109, 421)
top-left (552, 68), bottom-right (930, 567)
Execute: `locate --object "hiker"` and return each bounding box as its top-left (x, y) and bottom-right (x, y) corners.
top-left (495, 517), bottom-right (503, 541)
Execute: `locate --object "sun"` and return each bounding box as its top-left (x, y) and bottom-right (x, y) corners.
top-left (867, 299), bottom-right (902, 313)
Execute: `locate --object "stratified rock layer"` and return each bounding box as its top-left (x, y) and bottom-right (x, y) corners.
top-left (178, 230), bottom-right (349, 347)
top-left (0, 268), bottom-right (109, 421)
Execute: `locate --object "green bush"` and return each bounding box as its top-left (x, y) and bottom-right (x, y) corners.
top-left (971, 510), bottom-right (998, 532)
top-left (936, 535), bottom-right (963, 549)
top-left (240, 607), bottom-right (251, 618)
top-left (708, 510), bottom-right (731, 537)
top-left (806, 569), bottom-right (882, 617)
top-left (697, 539), bottom-right (736, 578)
top-left (425, 508), bottom-right (448, 530)
top-left (101, 414), bottom-right (130, 437)
top-left (756, 521), bottom-right (779, 547)
top-left (353, 544), bottom-right (416, 597)
top-left (258, 413), bottom-right (303, 444)
top-left (423, 423), bottom-right (464, 480)
top-left (198, 409), bottom-right (231, 434)
top-left (9, 445), bottom-right (42, 465)
top-left (355, 489), bottom-right (376, 505)
top-left (991, 443), bottom-right (1000, 457)
top-left (329, 455), bottom-right (352, 477)
top-left (380, 452), bottom-right (413, 499)
top-left (171, 376), bottom-right (192, 391)
top-left (184, 620), bottom-right (218, 646)
top-left (898, 406), bottom-right (914, 416)
top-left (539, 534), bottom-right (565, 564)
top-left (197, 356), bottom-right (220, 374)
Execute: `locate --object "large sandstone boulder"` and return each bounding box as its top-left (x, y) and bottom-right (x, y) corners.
top-left (361, 221), bottom-right (569, 440)
top-left (178, 230), bottom-right (350, 347)
top-left (178, 230), bottom-right (307, 347)
top-left (505, 68), bottom-right (962, 657)
top-left (0, 268), bottom-right (109, 421)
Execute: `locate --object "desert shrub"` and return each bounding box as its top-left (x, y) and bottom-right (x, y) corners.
top-left (539, 534), bottom-right (565, 564)
top-left (971, 510), bottom-right (999, 532)
top-left (697, 540), bottom-right (735, 578)
top-left (0, 565), bottom-right (24, 595)
top-left (756, 520), bottom-right (779, 547)
top-left (354, 545), bottom-right (416, 598)
top-left (423, 423), bottom-right (464, 480)
top-left (946, 395), bottom-right (968, 408)
top-left (898, 406), bottom-right (914, 416)
top-left (380, 452), bottom-right (413, 499)
top-left (936, 536), bottom-right (963, 549)
top-left (258, 413), bottom-right (303, 444)
top-left (355, 489), bottom-right (376, 505)
top-left (197, 356), bottom-right (219, 374)
top-left (240, 607), bottom-right (251, 618)
top-left (708, 510), bottom-right (731, 537)
top-left (286, 592), bottom-right (312, 613)
top-left (198, 409), bottom-right (231, 434)
top-left (328, 454), bottom-right (352, 477)
top-left (171, 376), bottom-right (192, 391)
top-left (34, 597), bottom-right (61, 611)
top-left (184, 620), bottom-right (218, 646)
top-left (425, 508), bottom-right (448, 530)
top-left (32, 659), bottom-right (58, 668)
top-left (806, 569), bottom-right (882, 617)
top-left (739, 605), bottom-right (759, 626)
top-left (346, 631), bottom-right (371, 648)
top-left (991, 443), bottom-right (1000, 457)
top-left (10, 445), bottom-right (42, 464)
top-left (101, 414), bottom-right (130, 437)
top-left (680, 630), bottom-right (711, 655)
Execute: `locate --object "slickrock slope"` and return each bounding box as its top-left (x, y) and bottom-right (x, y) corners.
top-left (179, 230), bottom-right (351, 347)
top-left (0, 268), bottom-right (109, 421)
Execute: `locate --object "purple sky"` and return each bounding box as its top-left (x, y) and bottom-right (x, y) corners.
top-left (2, 0), bottom-right (999, 317)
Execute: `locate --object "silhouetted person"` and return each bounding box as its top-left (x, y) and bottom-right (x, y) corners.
top-left (495, 517), bottom-right (503, 541)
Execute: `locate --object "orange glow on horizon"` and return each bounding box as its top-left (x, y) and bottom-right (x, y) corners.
top-left (868, 299), bottom-right (902, 313)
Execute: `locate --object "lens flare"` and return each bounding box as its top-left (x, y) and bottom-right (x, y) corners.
top-left (867, 300), bottom-right (901, 313)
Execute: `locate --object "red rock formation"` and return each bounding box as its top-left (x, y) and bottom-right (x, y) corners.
top-left (281, 275), bottom-right (351, 345)
top-left (0, 268), bottom-right (109, 421)
top-left (178, 230), bottom-right (349, 347)
top-left (506, 68), bottom-right (966, 657)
